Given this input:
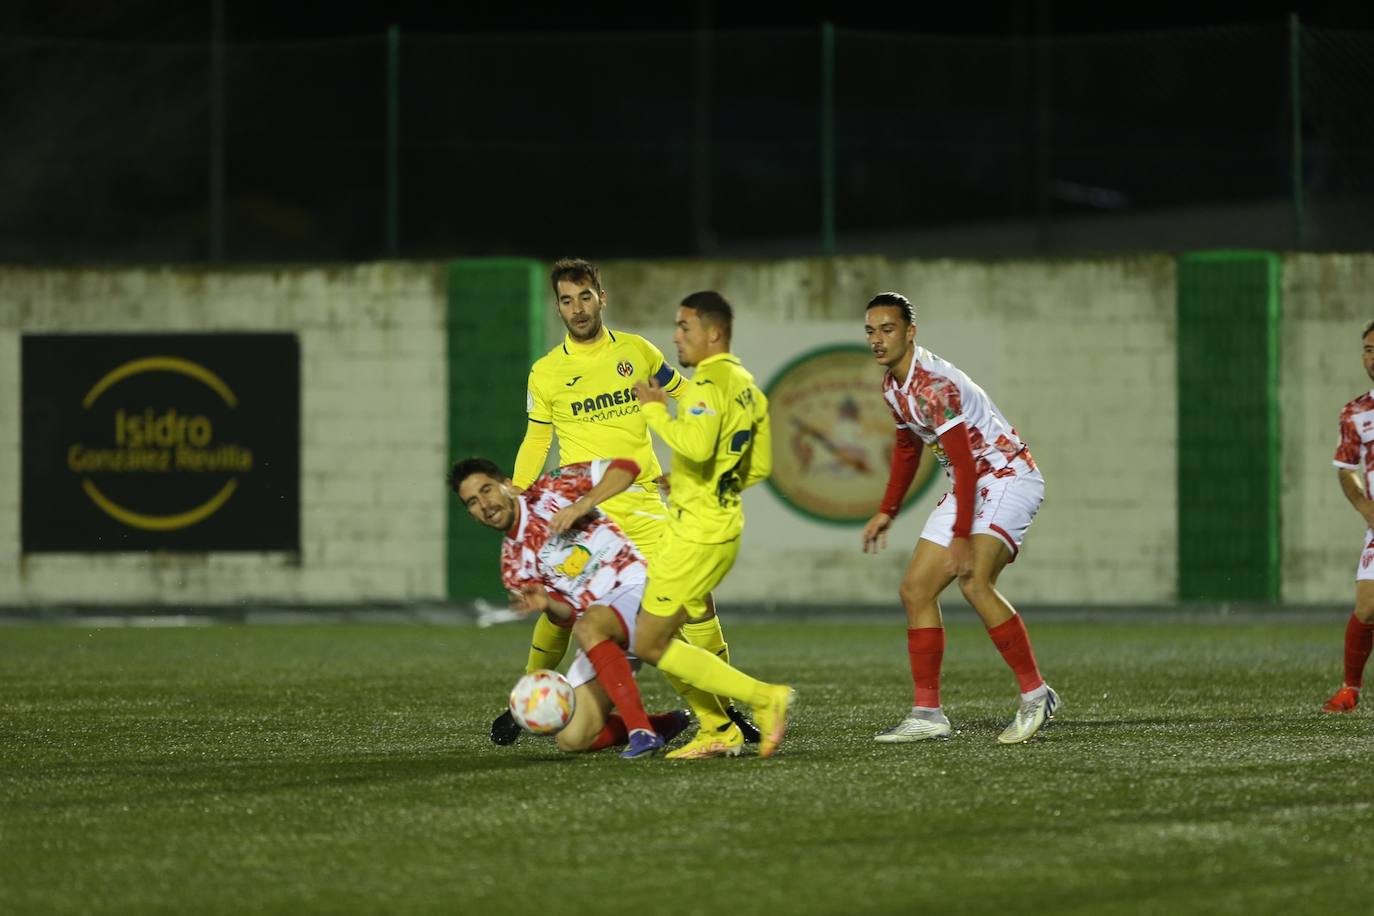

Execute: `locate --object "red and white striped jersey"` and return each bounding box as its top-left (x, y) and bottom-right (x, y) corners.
top-left (1333, 390), bottom-right (1374, 497)
top-left (881, 346), bottom-right (1037, 484)
top-left (500, 460), bottom-right (647, 615)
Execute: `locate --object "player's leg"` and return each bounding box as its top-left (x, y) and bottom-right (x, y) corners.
top-left (952, 476), bottom-right (1059, 744)
top-left (526, 613), bottom-right (574, 674)
top-left (1323, 562), bottom-right (1374, 712)
top-left (573, 602), bottom-right (658, 748)
top-left (635, 533), bottom-right (795, 758)
top-left (556, 680), bottom-right (613, 752)
top-left (875, 535), bottom-right (956, 743)
top-left (620, 514), bottom-right (738, 743)
top-left (681, 594), bottom-right (761, 743)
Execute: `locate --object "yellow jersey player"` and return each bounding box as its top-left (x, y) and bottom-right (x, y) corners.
top-left (489, 258), bottom-right (757, 750)
top-left (630, 290), bottom-right (796, 759)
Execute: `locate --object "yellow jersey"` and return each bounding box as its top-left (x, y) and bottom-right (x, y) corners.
top-left (513, 330), bottom-right (685, 500)
top-left (640, 352), bottom-right (771, 544)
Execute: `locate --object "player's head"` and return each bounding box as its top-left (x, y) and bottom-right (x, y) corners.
top-left (1363, 319), bottom-right (1374, 381)
top-left (448, 457), bottom-right (517, 532)
top-left (675, 290), bottom-right (733, 367)
top-left (864, 292), bottom-right (916, 371)
top-left (551, 257), bottom-right (607, 343)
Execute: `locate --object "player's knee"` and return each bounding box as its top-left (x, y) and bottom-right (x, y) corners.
top-left (555, 728), bottom-right (591, 753)
top-left (634, 631), bottom-right (666, 665)
top-left (957, 573), bottom-right (996, 603)
top-left (571, 615), bottom-right (598, 649)
top-left (1355, 600), bottom-right (1374, 624)
top-left (899, 577), bottom-right (939, 611)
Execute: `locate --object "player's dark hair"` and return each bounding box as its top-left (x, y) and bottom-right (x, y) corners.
top-left (867, 292), bottom-right (916, 325)
top-left (447, 456), bottom-right (505, 493)
top-left (550, 257), bottom-right (604, 299)
top-left (681, 290), bottom-right (734, 341)
top-left (1363, 318), bottom-right (1374, 339)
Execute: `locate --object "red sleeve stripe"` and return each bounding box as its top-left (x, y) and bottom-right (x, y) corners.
top-left (609, 458), bottom-right (641, 478)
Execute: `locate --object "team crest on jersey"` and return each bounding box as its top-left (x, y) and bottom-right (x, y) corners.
top-left (616, 360), bottom-right (634, 378)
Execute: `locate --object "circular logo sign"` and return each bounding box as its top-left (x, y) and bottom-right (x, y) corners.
top-left (764, 345), bottom-right (938, 524)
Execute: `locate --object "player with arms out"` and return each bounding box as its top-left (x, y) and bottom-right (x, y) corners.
top-left (451, 456), bottom-right (689, 758)
top-left (1323, 319), bottom-right (1374, 713)
top-left (629, 291), bottom-right (795, 759)
top-left (495, 257), bottom-right (757, 755)
top-left (860, 292), bottom-right (1060, 745)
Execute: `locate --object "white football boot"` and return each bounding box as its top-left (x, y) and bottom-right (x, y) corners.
top-left (874, 708), bottom-right (952, 743)
top-left (997, 685), bottom-right (1061, 745)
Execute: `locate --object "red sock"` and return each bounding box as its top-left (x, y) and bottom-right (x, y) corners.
top-left (907, 627), bottom-right (945, 707)
top-left (586, 641), bottom-right (652, 732)
top-left (587, 712), bottom-right (681, 751)
top-left (588, 714), bottom-right (628, 751)
top-left (986, 615), bottom-right (1045, 694)
top-left (1344, 614), bottom-right (1374, 689)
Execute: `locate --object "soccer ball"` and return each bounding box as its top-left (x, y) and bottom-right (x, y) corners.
top-left (508, 669), bottom-right (576, 735)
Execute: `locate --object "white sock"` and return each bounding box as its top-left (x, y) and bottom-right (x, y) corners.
top-left (1020, 684), bottom-right (1049, 703)
top-left (912, 705), bottom-right (944, 718)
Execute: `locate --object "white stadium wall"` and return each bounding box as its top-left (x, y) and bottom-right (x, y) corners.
top-left (0, 264), bottom-right (448, 604)
top-left (3, 253), bottom-right (1368, 607)
top-left (1280, 253), bottom-right (1374, 604)
top-left (555, 255), bottom-right (1180, 606)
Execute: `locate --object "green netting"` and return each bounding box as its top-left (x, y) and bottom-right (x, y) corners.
top-left (446, 258), bottom-right (543, 602)
top-left (1176, 251), bottom-right (1280, 602)
top-left (1, 25), bottom-right (1370, 262)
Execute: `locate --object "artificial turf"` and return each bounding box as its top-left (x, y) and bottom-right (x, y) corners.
top-left (1, 616), bottom-right (1369, 915)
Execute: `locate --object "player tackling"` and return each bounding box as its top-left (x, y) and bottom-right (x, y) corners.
top-left (451, 456), bottom-right (688, 758)
top-left (860, 292), bottom-right (1060, 744)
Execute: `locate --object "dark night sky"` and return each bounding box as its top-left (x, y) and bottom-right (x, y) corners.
top-left (2, 0), bottom-right (1371, 42)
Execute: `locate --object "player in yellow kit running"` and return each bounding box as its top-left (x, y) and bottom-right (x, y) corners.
top-left (630, 291), bottom-right (795, 759)
top-left (488, 258), bottom-right (758, 750)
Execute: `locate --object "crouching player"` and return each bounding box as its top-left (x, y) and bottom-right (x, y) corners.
top-left (450, 456), bottom-right (688, 758)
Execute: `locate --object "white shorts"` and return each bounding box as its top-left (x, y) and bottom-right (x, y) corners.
top-left (1356, 531), bottom-right (1374, 581)
top-left (564, 576), bottom-right (644, 689)
top-left (919, 472), bottom-right (1045, 562)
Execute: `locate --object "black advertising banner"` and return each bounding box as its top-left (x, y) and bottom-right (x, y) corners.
top-left (22, 334), bottom-right (300, 552)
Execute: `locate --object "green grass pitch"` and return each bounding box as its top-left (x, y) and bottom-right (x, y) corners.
top-left (2, 616), bottom-right (1370, 915)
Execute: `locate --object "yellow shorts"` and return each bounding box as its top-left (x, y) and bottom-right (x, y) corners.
top-left (640, 528), bottom-right (740, 618)
top-left (602, 490), bottom-right (669, 566)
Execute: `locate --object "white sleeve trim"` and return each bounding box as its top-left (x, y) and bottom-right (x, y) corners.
top-left (934, 415), bottom-right (966, 437)
top-left (589, 458), bottom-right (610, 484)
top-left (1333, 460), bottom-right (1361, 470)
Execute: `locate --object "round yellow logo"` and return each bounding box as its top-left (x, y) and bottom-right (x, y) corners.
top-left (764, 346), bottom-right (938, 524)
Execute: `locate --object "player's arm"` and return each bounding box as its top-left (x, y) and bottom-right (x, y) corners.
top-left (548, 459), bottom-right (641, 534)
top-left (936, 419), bottom-right (977, 575)
top-left (635, 379), bottom-right (721, 462)
top-left (739, 405), bottom-right (772, 490)
top-left (510, 581), bottom-right (576, 625)
top-left (1337, 466), bottom-right (1374, 528)
top-left (862, 427), bottom-right (924, 554)
top-left (512, 371), bottom-right (553, 489)
top-left (643, 339), bottom-right (687, 401)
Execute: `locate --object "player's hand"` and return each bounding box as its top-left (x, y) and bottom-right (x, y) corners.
top-left (944, 536), bottom-right (973, 578)
top-left (509, 583), bottom-right (550, 615)
top-left (655, 474), bottom-right (671, 495)
top-left (633, 378), bottom-right (668, 407)
top-left (862, 512), bottom-right (893, 553)
top-left (490, 709), bottom-right (521, 746)
top-left (549, 498), bottom-right (591, 535)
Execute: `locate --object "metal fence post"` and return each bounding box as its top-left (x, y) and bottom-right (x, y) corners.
top-left (821, 22), bottom-right (836, 256)
top-left (1289, 12), bottom-right (1306, 249)
top-left (386, 25), bottom-right (400, 259)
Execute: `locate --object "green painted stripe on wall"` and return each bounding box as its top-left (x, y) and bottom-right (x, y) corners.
top-left (1176, 250), bottom-right (1281, 601)
top-left (446, 259), bottom-right (544, 602)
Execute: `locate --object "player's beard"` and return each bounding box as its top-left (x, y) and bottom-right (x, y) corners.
top-left (565, 312), bottom-right (603, 342)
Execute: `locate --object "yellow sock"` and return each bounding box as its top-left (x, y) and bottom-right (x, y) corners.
top-left (681, 616), bottom-right (739, 711)
top-left (525, 614), bottom-right (572, 675)
top-left (658, 641), bottom-right (770, 710)
top-left (659, 667), bottom-right (732, 733)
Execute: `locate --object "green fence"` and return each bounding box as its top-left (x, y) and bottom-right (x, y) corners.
top-left (3, 21), bottom-right (1372, 265)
